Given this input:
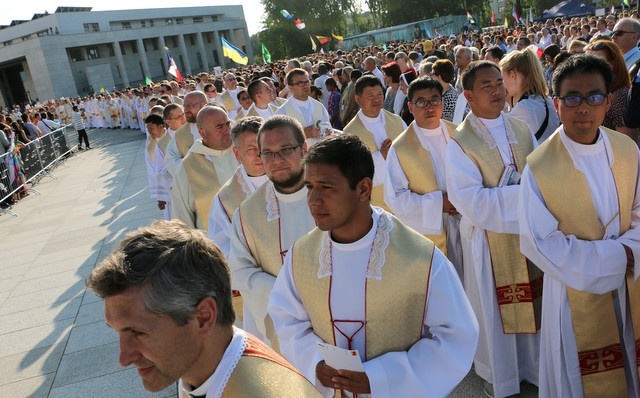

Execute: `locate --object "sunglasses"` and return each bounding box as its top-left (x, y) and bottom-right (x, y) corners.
top-left (612, 30), bottom-right (635, 37)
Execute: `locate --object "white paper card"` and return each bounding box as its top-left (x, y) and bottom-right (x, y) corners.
top-left (317, 342), bottom-right (364, 372)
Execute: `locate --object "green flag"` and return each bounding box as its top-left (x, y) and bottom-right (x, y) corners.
top-left (623, 0), bottom-right (630, 7)
top-left (145, 76), bottom-right (153, 85)
top-left (261, 43), bottom-right (271, 63)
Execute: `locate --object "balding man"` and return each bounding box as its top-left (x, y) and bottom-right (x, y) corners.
top-left (163, 91), bottom-right (208, 177)
top-left (364, 56), bottom-right (386, 88)
top-left (612, 18), bottom-right (640, 70)
top-left (454, 47), bottom-right (472, 94)
top-left (219, 73), bottom-right (242, 119)
top-left (171, 106), bottom-right (239, 230)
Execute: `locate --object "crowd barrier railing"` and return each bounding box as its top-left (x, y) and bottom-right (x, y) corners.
top-left (0, 124), bottom-right (76, 217)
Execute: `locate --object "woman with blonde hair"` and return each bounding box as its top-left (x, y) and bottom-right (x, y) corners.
top-left (586, 40), bottom-right (635, 139)
top-left (500, 48), bottom-right (560, 142)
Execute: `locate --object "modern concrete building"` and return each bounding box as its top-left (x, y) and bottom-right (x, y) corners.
top-left (0, 6), bottom-right (253, 107)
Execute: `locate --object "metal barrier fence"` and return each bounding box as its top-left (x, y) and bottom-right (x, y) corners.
top-left (0, 124), bottom-right (76, 216)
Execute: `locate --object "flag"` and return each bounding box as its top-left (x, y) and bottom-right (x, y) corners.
top-left (145, 76), bottom-right (153, 85)
top-left (491, 11), bottom-right (495, 26)
top-left (164, 47), bottom-right (183, 82)
top-left (309, 34), bottom-right (317, 51)
top-left (623, 0), bottom-right (630, 7)
top-left (504, 17), bottom-right (509, 28)
top-left (332, 33), bottom-right (344, 42)
top-left (316, 35), bottom-right (330, 45)
top-left (221, 37), bottom-right (248, 65)
top-left (280, 9), bottom-right (293, 20)
top-left (467, 12), bottom-right (475, 24)
top-left (512, 4), bottom-right (521, 23)
top-left (261, 43), bottom-right (271, 63)
top-left (100, 87), bottom-right (105, 93)
top-left (294, 19), bottom-right (305, 29)
top-left (611, 3), bottom-right (616, 12)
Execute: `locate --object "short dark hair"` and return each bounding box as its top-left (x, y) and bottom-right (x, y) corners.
top-left (231, 116), bottom-right (262, 145)
top-left (518, 36), bottom-right (531, 46)
top-left (432, 59), bottom-right (455, 83)
top-left (350, 69), bottom-right (363, 81)
top-left (163, 103), bottom-right (182, 120)
top-left (304, 134), bottom-right (374, 190)
top-left (355, 75), bottom-right (384, 96)
top-left (286, 68), bottom-right (308, 86)
top-left (145, 113), bottom-right (164, 126)
top-left (486, 46), bottom-right (504, 61)
top-left (247, 80), bottom-right (265, 102)
top-left (408, 77), bottom-right (443, 101)
top-left (86, 220), bottom-right (235, 326)
top-left (461, 60), bottom-right (501, 91)
top-left (257, 115), bottom-right (306, 151)
top-left (552, 54), bottom-right (612, 97)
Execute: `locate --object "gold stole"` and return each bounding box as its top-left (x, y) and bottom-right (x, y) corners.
top-left (528, 128), bottom-right (639, 397)
top-left (280, 98), bottom-right (326, 127)
top-left (237, 183), bottom-right (287, 351)
top-left (291, 215), bottom-right (432, 360)
top-left (452, 115), bottom-right (542, 334)
top-left (182, 151), bottom-right (223, 231)
top-left (157, 131), bottom-right (171, 153)
top-left (146, 138), bottom-right (157, 163)
top-left (392, 121), bottom-right (458, 255)
top-left (222, 334), bottom-right (320, 397)
top-left (220, 90), bottom-right (237, 112)
top-left (343, 110), bottom-right (404, 213)
top-left (175, 122), bottom-right (196, 158)
top-left (218, 168), bottom-right (249, 221)
top-left (246, 104), bottom-right (278, 119)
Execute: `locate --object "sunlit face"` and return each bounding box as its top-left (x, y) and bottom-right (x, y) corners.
top-left (146, 123), bottom-right (165, 140)
top-left (183, 95), bottom-right (207, 123)
top-left (464, 66), bottom-right (506, 119)
top-left (409, 87), bottom-right (443, 129)
top-left (259, 126), bottom-right (306, 190)
top-left (355, 85), bottom-right (384, 116)
top-left (224, 74), bottom-right (238, 90)
top-left (238, 92), bottom-right (252, 110)
top-left (105, 287), bottom-right (201, 392)
top-left (198, 109), bottom-right (232, 150)
top-left (289, 73), bottom-right (311, 101)
top-left (233, 131), bottom-right (264, 177)
top-left (166, 107), bottom-right (186, 131)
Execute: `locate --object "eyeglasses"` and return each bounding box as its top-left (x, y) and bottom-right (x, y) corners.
top-left (184, 100), bottom-right (206, 110)
top-left (612, 30), bottom-right (636, 37)
top-left (557, 94), bottom-right (607, 107)
top-left (259, 145), bottom-right (301, 160)
top-left (411, 98), bottom-right (443, 108)
top-left (291, 80), bottom-right (311, 87)
top-left (170, 112), bottom-right (185, 120)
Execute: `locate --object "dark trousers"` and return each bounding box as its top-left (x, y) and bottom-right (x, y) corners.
top-left (77, 129), bottom-right (90, 148)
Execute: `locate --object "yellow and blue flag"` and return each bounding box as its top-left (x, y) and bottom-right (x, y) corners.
top-left (221, 37), bottom-right (248, 65)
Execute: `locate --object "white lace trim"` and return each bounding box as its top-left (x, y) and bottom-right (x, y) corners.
top-left (467, 112), bottom-right (518, 150)
top-left (317, 208), bottom-right (393, 280)
top-left (265, 182), bottom-right (280, 222)
top-left (237, 167), bottom-right (252, 196)
top-left (212, 328), bottom-right (247, 398)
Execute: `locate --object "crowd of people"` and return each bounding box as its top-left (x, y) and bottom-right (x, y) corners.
top-left (3, 8), bottom-right (640, 397)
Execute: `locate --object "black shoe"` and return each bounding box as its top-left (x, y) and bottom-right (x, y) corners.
top-left (78, 146), bottom-right (84, 150)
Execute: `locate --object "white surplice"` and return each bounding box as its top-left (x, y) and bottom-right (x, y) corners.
top-left (170, 140), bottom-right (238, 230)
top-left (164, 123), bottom-right (200, 177)
top-left (268, 208), bottom-right (479, 397)
top-left (445, 115), bottom-right (539, 397)
top-left (228, 182), bottom-right (315, 346)
top-left (207, 166), bottom-right (268, 259)
top-left (384, 120), bottom-right (463, 279)
top-left (519, 127), bottom-right (640, 398)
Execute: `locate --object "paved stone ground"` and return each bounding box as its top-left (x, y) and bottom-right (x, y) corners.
top-left (0, 127), bottom-right (537, 397)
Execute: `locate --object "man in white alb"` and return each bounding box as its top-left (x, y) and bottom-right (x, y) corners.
top-left (219, 73), bottom-right (242, 119)
top-left (163, 92), bottom-right (207, 177)
top-left (245, 80), bottom-right (279, 120)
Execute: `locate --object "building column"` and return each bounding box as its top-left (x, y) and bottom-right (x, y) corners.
top-left (242, 28), bottom-right (254, 62)
top-left (177, 34), bottom-right (192, 76)
top-left (213, 30), bottom-right (226, 69)
top-left (196, 32), bottom-right (210, 72)
top-left (137, 38), bottom-right (151, 79)
top-left (113, 41), bottom-right (130, 87)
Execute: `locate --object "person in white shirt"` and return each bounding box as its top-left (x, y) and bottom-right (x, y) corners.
top-left (268, 134), bottom-right (478, 397)
top-left (164, 92), bottom-right (207, 177)
top-left (219, 73), bottom-right (242, 119)
top-left (363, 56), bottom-right (386, 88)
top-left (244, 80), bottom-right (279, 120)
top-left (71, 105), bottom-right (91, 150)
top-left (314, 63), bottom-right (333, 110)
top-left (519, 54), bottom-right (640, 398)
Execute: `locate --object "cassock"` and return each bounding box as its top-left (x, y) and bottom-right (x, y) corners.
top-left (445, 112), bottom-right (540, 398)
top-left (208, 165), bottom-right (269, 259)
top-left (385, 120), bottom-right (463, 279)
top-left (178, 327), bottom-right (321, 398)
top-left (519, 127), bottom-right (640, 397)
top-left (228, 182), bottom-right (315, 349)
top-left (171, 140), bottom-right (238, 231)
top-left (268, 207), bottom-right (478, 397)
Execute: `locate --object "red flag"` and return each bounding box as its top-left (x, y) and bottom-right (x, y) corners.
top-left (316, 35), bottom-right (330, 45)
top-left (164, 47), bottom-right (183, 83)
top-left (491, 11), bottom-right (495, 26)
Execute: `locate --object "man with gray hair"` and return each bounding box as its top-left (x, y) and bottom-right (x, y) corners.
top-left (171, 106), bottom-right (238, 231)
top-left (364, 56), bottom-right (386, 88)
top-left (86, 219), bottom-right (321, 397)
top-left (612, 17), bottom-right (640, 70)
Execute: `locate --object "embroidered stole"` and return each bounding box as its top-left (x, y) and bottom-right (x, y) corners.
top-left (218, 167), bottom-right (250, 221)
top-left (182, 151), bottom-right (223, 231)
top-left (146, 138), bottom-right (157, 163)
top-left (344, 109), bottom-right (404, 213)
top-left (220, 91), bottom-right (237, 112)
top-left (452, 115), bottom-right (542, 334)
top-left (291, 214), bottom-right (432, 361)
top-left (157, 131), bottom-right (172, 153)
top-left (528, 128), bottom-right (640, 397)
top-left (175, 122), bottom-right (196, 158)
top-left (393, 121), bottom-right (457, 255)
top-left (280, 98), bottom-right (326, 127)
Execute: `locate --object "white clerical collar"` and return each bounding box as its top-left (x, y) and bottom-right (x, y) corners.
top-left (228, 88), bottom-right (239, 95)
top-left (274, 184), bottom-right (307, 203)
top-left (331, 209), bottom-right (379, 252)
top-left (416, 122), bottom-right (445, 137)
top-left (358, 109), bottom-right (382, 124)
top-left (561, 127), bottom-right (607, 157)
top-left (191, 140), bottom-right (233, 157)
top-left (247, 174), bottom-right (268, 190)
top-left (181, 327), bottom-right (246, 398)
top-left (293, 97), bottom-right (310, 108)
top-left (478, 115), bottom-right (503, 129)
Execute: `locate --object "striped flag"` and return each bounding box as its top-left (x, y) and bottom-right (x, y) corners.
top-left (164, 47), bottom-right (183, 82)
top-left (467, 12), bottom-right (475, 24)
top-left (221, 37), bottom-right (248, 65)
top-left (316, 35), bottom-right (330, 44)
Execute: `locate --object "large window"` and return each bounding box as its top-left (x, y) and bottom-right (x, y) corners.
top-left (193, 17), bottom-right (203, 23)
top-left (83, 23), bottom-right (100, 32)
top-left (141, 20), bottom-right (146, 28)
top-left (87, 46), bottom-right (101, 60)
top-left (68, 48), bottom-right (85, 62)
top-left (122, 22), bottom-right (131, 30)
top-left (176, 18), bottom-right (183, 25)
